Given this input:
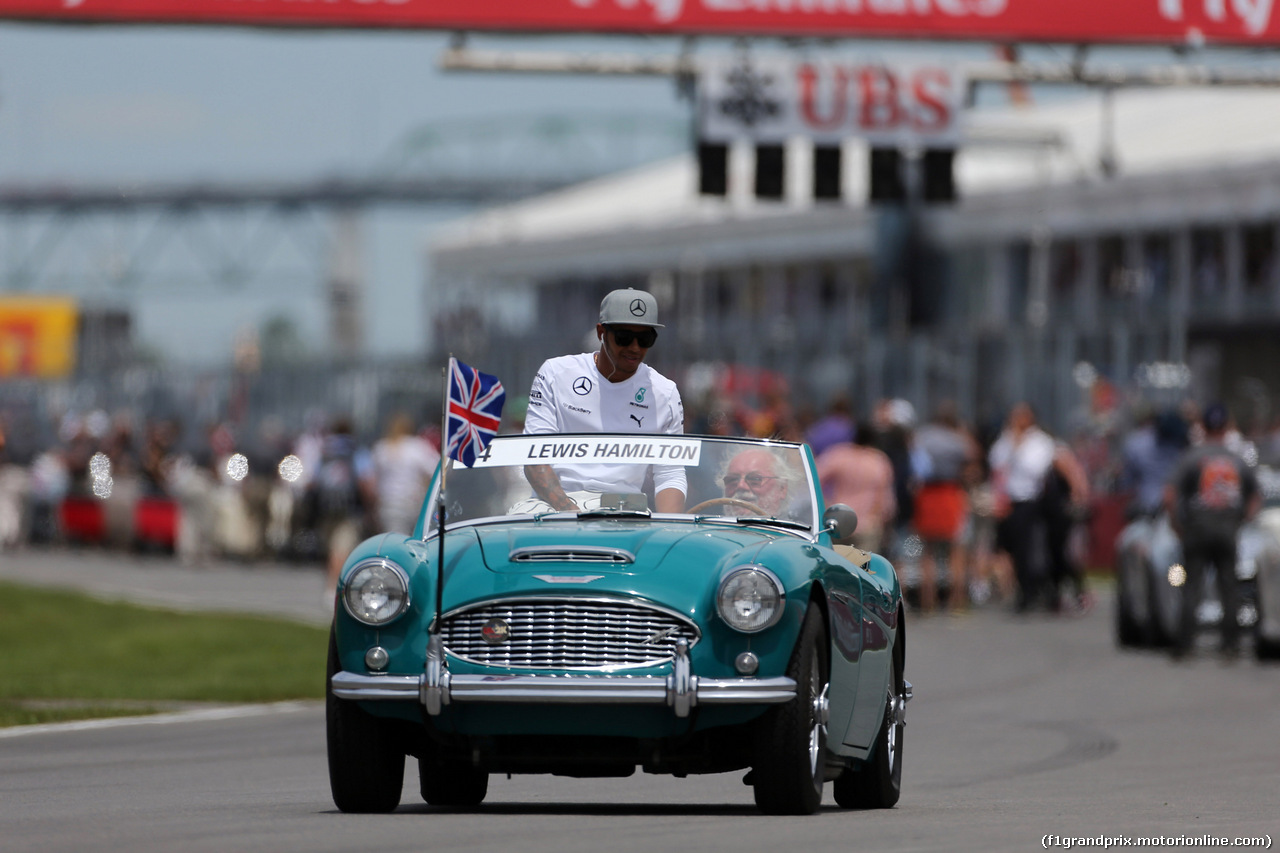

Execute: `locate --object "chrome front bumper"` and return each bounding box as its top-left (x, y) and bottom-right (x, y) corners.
top-left (331, 638), bottom-right (796, 718)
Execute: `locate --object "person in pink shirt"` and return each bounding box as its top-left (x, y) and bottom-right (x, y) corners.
top-left (816, 429), bottom-right (897, 554)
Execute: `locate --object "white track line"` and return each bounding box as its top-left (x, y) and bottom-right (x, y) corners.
top-left (0, 701), bottom-right (317, 739)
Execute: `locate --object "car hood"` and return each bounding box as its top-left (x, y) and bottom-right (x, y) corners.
top-left (472, 520), bottom-right (773, 578)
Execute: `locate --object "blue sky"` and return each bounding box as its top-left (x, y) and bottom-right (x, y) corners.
top-left (0, 25), bottom-right (695, 364)
top-left (0, 27), bottom-right (695, 183)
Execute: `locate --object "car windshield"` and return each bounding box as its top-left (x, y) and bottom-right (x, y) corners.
top-left (426, 434), bottom-right (817, 534)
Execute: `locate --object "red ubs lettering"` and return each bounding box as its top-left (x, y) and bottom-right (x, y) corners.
top-left (798, 63), bottom-right (851, 130)
top-left (796, 64), bottom-right (955, 136)
top-left (911, 67), bottom-right (953, 132)
top-left (858, 66), bottom-right (903, 131)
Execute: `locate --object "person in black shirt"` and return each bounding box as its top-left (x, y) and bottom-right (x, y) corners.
top-left (1165, 403), bottom-right (1260, 659)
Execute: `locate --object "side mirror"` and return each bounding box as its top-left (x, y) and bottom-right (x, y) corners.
top-left (822, 503), bottom-right (859, 545)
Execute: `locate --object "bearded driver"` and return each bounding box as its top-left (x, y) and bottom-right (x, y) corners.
top-left (722, 447), bottom-right (792, 517)
top-left (516, 288), bottom-right (686, 513)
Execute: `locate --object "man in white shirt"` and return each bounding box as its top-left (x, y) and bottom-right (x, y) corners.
top-left (517, 288), bottom-right (686, 513)
top-left (988, 401), bottom-right (1057, 612)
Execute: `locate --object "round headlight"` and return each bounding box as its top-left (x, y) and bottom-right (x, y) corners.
top-left (342, 559), bottom-right (410, 626)
top-left (717, 566), bottom-right (785, 633)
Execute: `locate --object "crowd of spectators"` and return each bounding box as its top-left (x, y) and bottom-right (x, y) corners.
top-left (687, 384), bottom-right (1280, 617)
top-left (4, 381), bottom-right (1280, 621)
top-left (0, 408), bottom-right (439, 585)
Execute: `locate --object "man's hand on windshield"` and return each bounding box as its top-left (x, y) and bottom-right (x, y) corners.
top-left (524, 464), bottom-right (579, 512)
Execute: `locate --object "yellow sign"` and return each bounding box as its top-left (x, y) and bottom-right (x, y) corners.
top-left (0, 297), bottom-right (78, 379)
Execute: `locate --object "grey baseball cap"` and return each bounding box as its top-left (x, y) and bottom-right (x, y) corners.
top-left (599, 288), bottom-right (664, 328)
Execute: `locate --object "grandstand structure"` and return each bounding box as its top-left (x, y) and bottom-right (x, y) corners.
top-left (430, 87), bottom-right (1280, 435)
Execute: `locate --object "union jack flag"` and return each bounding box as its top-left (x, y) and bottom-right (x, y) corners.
top-left (445, 358), bottom-right (506, 467)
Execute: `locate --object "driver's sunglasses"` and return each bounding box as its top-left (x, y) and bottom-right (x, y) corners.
top-left (608, 326), bottom-right (658, 348)
top-left (723, 473), bottom-right (779, 490)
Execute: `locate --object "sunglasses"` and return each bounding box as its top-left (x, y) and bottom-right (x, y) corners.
top-left (608, 326), bottom-right (658, 348)
top-left (723, 473), bottom-right (779, 490)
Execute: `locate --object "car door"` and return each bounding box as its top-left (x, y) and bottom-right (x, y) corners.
top-left (820, 545), bottom-right (864, 751)
top-left (847, 560), bottom-right (896, 750)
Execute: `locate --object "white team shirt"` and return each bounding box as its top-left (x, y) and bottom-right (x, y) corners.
top-left (523, 352), bottom-right (686, 496)
top-left (989, 426), bottom-right (1056, 503)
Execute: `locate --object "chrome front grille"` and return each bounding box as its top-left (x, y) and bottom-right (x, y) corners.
top-left (440, 597), bottom-right (700, 671)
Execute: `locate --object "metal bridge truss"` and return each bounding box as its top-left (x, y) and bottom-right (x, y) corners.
top-left (0, 113), bottom-right (691, 298)
top-left (0, 178), bottom-right (563, 298)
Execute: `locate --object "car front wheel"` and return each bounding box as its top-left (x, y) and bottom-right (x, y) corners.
top-left (326, 629), bottom-right (405, 813)
top-left (751, 600), bottom-right (829, 815)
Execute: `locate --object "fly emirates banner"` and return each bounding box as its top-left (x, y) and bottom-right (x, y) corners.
top-left (4, 0), bottom-right (1280, 46)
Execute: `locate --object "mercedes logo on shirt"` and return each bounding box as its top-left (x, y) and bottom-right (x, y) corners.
top-left (573, 376), bottom-right (593, 395)
top-left (629, 299), bottom-right (647, 317)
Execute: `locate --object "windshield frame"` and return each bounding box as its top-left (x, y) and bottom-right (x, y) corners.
top-left (422, 433), bottom-right (822, 538)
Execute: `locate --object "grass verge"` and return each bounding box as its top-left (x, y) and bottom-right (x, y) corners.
top-left (0, 580), bottom-right (328, 728)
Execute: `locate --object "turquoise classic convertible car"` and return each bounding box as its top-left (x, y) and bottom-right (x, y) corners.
top-left (326, 433), bottom-right (910, 815)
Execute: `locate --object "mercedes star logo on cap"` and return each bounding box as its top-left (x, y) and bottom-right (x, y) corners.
top-left (629, 299), bottom-right (647, 317)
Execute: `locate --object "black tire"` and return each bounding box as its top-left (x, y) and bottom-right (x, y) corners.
top-left (1115, 599), bottom-right (1145, 648)
top-left (419, 758), bottom-right (489, 807)
top-left (1148, 560), bottom-right (1181, 648)
top-left (1255, 593), bottom-right (1280, 661)
top-left (326, 628), bottom-right (405, 813)
top-left (751, 601), bottom-right (829, 816)
top-left (1115, 551), bottom-right (1147, 648)
top-left (833, 626), bottom-right (905, 809)
top-left (1255, 631), bottom-right (1280, 660)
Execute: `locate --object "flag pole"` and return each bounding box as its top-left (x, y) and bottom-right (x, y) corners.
top-left (435, 356), bottom-right (452, 632)
top-left (424, 357), bottom-right (452, 715)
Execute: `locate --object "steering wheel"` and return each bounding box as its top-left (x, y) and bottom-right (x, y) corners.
top-left (686, 496), bottom-right (769, 516)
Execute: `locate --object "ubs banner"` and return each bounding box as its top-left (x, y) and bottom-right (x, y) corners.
top-left (697, 56), bottom-right (964, 147)
top-left (2, 0), bottom-right (1280, 46)
top-left (0, 297), bottom-right (78, 379)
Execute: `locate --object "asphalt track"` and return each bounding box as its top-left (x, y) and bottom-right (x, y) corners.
top-left (1, 550), bottom-right (1277, 853)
